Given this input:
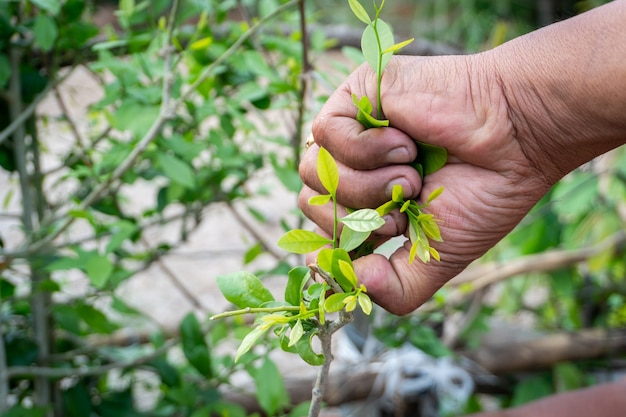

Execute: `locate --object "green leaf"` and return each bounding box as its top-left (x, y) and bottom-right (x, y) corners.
top-left (308, 194), bottom-right (332, 206)
top-left (361, 19), bottom-right (394, 78)
top-left (277, 229), bottom-right (333, 254)
top-left (358, 293), bottom-right (373, 314)
top-left (316, 248), bottom-right (334, 273)
top-left (376, 200), bottom-right (398, 217)
top-left (338, 259), bottom-right (358, 288)
top-left (382, 37), bottom-right (414, 54)
top-left (180, 313), bottom-right (213, 377)
top-left (156, 152), bottom-right (196, 189)
top-left (414, 142), bottom-right (448, 176)
top-left (236, 325), bottom-right (269, 362)
top-left (339, 226), bottom-right (370, 252)
top-left (75, 304), bottom-right (117, 334)
top-left (331, 249), bottom-right (356, 291)
top-left (33, 14), bottom-right (58, 51)
top-left (288, 319), bottom-right (304, 347)
top-left (427, 186), bottom-right (444, 203)
top-left (419, 216), bottom-right (443, 242)
top-left (31, 0), bottom-right (61, 15)
top-left (85, 254), bottom-right (113, 288)
top-left (317, 147), bottom-right (339, 196)
top-left (392, 183), bottom-right (404, 203)
top-left (216, 272), bottom-right (275, 309)
top-left (105, 220), bottom-right (136, 254)
top-left (340, 208), bottom-right (385, 232)
top-left (285, 266), bottom-right (310, 306)
top-left (348, 0), bottom-right (371, 24)
top-left (324, 293), bottom-right (348, 313)
top-left (294, 330), bottom-right (325, 366)
top-left (254, 357), bottom-right (290, 415)
top-left (352, 94), bottom-right (389, 129)
top-left (243, 243), bottom-right (263, 264)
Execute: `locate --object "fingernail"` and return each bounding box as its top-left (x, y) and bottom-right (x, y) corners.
top-left (386, 147), bottom-right (411, 164)
top-left (385, 178), bottom-right (412, 197)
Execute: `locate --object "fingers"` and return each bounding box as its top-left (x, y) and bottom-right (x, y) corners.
top-left (311, 114), bottom-right (418, 170)
top-left (351, 251), bottom-right (454, 315)
top-left (300, 143), bottom-right (422, 209)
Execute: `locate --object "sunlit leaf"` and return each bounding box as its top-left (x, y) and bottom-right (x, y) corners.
top-left (288, 320), bottom-right (304, 347)
top-left (420, 217), bottom-right (443, 242)
top-left (344, 295), bottom-right (357, 312)
top-left (277, 229), bottom-right (332, 254)
top-left (338, 259), bottom-right (358, 288)
top-left (376, 200), bottom-right (398, 217)
top-left (392, 184), bottom-right (404, 203)
top-left (324, 293), bottom-right (348, 313)
top-left (382, 37), bottom-right (414, 54)
top-left (331, 249), bottom-right (356, 291)
top-left (400, 200), bottom-right (411, 213)
top-left (339, 226), bottom-right (370, 252)
top-left (340, 208), bottom-right (385, 232)
top-left (216, 272), bottom-right (275, 309)
top-left (308, 194), bottom-right (332, 206)
top-left (358, 293), bottom-right (373, 315)
top-left (427, 186), bottom-right (444, 203)
top-left (317, 147), bottom-right (339, 196)
top-left (236, 324), bottom-right (269, 362)
top-left (348, 0), bottom-right (371, 25)
top-left (352, 94), bottom-right (389, 128)
top-left (361, 19), bottom-right (394, 78)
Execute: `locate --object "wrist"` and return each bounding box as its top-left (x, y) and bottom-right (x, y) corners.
top-left (488, 1), bottom-right (626, 185)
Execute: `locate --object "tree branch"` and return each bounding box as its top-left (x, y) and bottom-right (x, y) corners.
top-left (6, 339), bottom-right (176, 379)
top-left (432, 231), bottom-right (626, 309)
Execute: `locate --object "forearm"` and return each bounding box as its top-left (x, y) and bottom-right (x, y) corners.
top-left (467, 378), bottom-right (626, 417)
top-left (489, 0), bottom-right (626, 185)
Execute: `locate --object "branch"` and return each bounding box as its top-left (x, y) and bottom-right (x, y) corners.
top-left (226, 202), bottom-right (283, 261)
top-left (464, 327), bottom-right (626, 374)
top-left (4, 0), bottom-right (301, 260)
top-left (6, 339), bottom-right (176, 379)
top-left (432, 231), bottom-right (626, 309)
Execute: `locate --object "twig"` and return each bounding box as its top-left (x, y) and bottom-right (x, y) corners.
top-left (210, 306), bottom-right (301, 320)
top-left (6, 339), bottom-right (176, 379)
top-left (140, 236), bottom-right (208, 313)
top-left (308, 311), bottom-right (353, 417)
top-left (431, 231), bottom-right (626, 310)
top-left (226, 202), bottom-right (283, 261)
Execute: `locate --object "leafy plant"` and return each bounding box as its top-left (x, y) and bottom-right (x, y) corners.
top-left (348, 0), bottom-right (448, 263)
top-left (213, 146), bottom-right (382, 416)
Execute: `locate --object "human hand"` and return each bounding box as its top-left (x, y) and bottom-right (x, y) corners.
top-left (299, 54), bottom-right (551, 314)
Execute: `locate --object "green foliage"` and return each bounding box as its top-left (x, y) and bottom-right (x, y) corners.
top-left (0, 0), bottom-right (325, 415)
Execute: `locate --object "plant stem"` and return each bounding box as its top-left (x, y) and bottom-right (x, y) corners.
top-left (210, 306), bottom-right (302, 320)
top-left (307, 312), bottom-right (353, 417)
top-left (6, 340), bottom-right (176, 379)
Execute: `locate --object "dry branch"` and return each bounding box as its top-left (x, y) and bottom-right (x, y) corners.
top-left (434, 231), bottom-right (626, 308)
top-left (465, 327), bottom-right (626, 374)
top-left (223, 327), bottom-right (626, 413)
